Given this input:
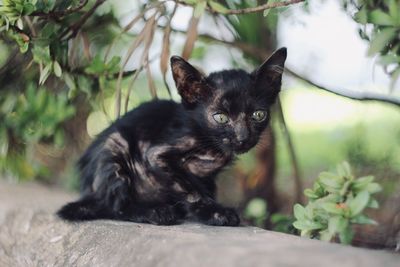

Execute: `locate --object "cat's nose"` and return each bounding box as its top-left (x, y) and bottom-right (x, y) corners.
top-left (236, 133), bottom-right (248, 146)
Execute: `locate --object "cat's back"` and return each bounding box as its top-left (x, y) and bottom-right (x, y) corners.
top-left (116, 99), bottom-right (185, 141)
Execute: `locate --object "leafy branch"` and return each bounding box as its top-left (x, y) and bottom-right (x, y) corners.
top-left (30, 0), bottom-right (89, 18)
top-left (343, 0), bottom-right (400, 90)
top-left (293, 162), bottom-right (381, 244)
top-left (178, 0), bottom-right (305, 15)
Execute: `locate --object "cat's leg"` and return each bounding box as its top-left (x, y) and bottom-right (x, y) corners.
top-left (118, 202), bottom-right (186, 225)
top-left (57, 194), bottom-right (113, 221)
top-left (186, 198), bottom-right (240, 226)
top-left (144, 147), bottom-right (239, 226)
top-left (92, 168), bottom-right (185, 225)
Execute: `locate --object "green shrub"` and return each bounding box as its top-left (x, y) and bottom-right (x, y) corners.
top-left (293, 162), bottom-right (381, 244)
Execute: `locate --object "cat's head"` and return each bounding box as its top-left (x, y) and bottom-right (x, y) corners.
top-left (171, 48), bottom-right (287, 154)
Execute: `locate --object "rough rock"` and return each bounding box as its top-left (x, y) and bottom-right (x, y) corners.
top-left (0, 181), bottom-right (398, 267)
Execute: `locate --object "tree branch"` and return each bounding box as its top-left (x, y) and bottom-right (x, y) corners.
top-left (285, 68), bottom-right (400, 107)
top-left (189, 30), bottom-right (400, 107)
top-left (276, 98), bottom-right (303, 205)
top-left (218, 0), bottom-right (304, 15)
top-left (30, 0), bottom-right (89, 18)
top-left (174, 0), bottom-right (305, 15)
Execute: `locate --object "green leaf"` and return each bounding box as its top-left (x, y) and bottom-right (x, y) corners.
top-left (368, 10), bottom-right (395, 26)
top-left (351, 214), bottom-right (377, 225)
top-left (338, 225), bottom-right (353, 244)
top-left (63, 73), bottom-right (76, 94)
top-left (194, 0), bottom-right (207, 18)
top-left (354, 6), bottom-right (367, 24)
top-left (39, 63), bottom-right (52, 85)
top-left (318, 172), bottom-right (343, 192)
top-left (293, 204), bottom-right (307, 221)
top-left (107, 56), bottom-right (121, 73)
top-left (22, 3), bottom-right (35, 15)
top-left (352, 175), bottom-right (374, 191)
top-left (19, 41), bottom-right (29, 53)
top-left (366, 183), bottom-right (382, 194)
top-left (53, 61), bottom-right (62, 77)
top-left (304, 188), bottom-right (319, 199)
top-left (208, 0), bottom-right (229, 14)
top-left (32, 45), bottom-right (51, 64)
top-left (388, 0), bottom-right (399, 24)
top-left (367, 28), bottom-right (397, 56)
top-left (319, 230), bottom-right (334, 241)
top-left (367, 198), bottom-right (379, 209)
top-left (320, 203), bottom-right (345, 215)
top-left (300, 229), bottom-right (312, 238)
top-left (85, 55), bottom-right (106, 75)
top-left (293, 220), bottom-right (323, 231)
top-left (348, 191), bottom-right (370, 217)
top-left (336, 161), bottom-right (352, 178)
top-left (328, 216), bottom-right (348, 236)
top-left (339, 181), bottom-right (351, 196)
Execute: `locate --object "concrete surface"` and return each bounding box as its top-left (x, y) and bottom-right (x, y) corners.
top-left (0, 181), bottom-right (398, 267)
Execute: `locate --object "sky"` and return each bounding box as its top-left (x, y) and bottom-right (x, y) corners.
top-left (278, 0), bottom-right (399, 95)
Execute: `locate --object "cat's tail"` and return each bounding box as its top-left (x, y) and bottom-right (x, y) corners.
top-left (57, 196), bottom-right (112, 221)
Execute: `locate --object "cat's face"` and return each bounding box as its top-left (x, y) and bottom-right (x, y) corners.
top-left (171, 48), bottom-right (287, 154)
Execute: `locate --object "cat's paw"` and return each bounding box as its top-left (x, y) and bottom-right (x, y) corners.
top-left (146, 205), bottom-right (182, 225)
top-left (210, 207), bottom-right (240, 226)
top-left (198, 206), bottom-right (240, 226)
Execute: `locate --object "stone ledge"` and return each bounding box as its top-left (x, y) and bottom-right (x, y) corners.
top-left (0, 181), bottom-right (398, 267)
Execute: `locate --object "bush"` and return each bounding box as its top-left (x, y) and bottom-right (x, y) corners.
top-left (293, 162), bottom-right (382, 244)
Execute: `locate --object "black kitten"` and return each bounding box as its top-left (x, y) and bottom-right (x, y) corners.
top-left (57, 48), bottom-right (287, 226)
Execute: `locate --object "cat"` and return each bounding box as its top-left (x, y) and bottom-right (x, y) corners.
top-left (57, 47), bottom-right (287, 226)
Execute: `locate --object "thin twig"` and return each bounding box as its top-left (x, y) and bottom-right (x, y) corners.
top-left (217, 0), bottom-right (304, 15)
top-left (60, 0), bottom-right (106, 40)
top-left (160, 3), bottom-right (178, 98)
top-left (277, 98), bottom-right (303, 205)
top-left (123, 14), bottom-right (158, 113)
top-left (285, 68), bottom-right (400, 107)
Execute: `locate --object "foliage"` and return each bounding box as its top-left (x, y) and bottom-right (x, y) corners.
top-left (0, 0), bottom-right (124, 179)
top-left (244, 198), bottom-right (268, 227)
top-left (244, 197), bottom-right (297, 233)
top-left (344, 0), bottom-right (400, 89)
top-left (270, 213), bottom-right (296, 234)
top-left (293, 162), bottom-right (382, 244)
top-left (0, 85), bottom-right (74, 179)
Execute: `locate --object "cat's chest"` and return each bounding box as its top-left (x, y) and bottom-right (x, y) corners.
top-left (181, 151), bottom-right (231, 177)
top-left (141, 136), bottom-right (231, 177)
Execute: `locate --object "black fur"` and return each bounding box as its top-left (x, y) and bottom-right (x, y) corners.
top-left (57, 48), bottom-right (287, 226)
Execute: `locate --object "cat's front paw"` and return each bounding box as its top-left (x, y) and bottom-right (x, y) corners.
top-left (146, 205), bottom-right (182, 226)
top-left (211, 207), bottom-right (240, 226)
top-left (199, 206), bottom-right (240, 226)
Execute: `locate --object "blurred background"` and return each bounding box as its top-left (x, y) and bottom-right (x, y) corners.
top-left (0, 0), bottom-right (399, 250)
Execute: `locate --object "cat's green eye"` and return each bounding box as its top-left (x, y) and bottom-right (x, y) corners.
top-left (252, 110), bottom-right (267, 122)
top-left (213, 113), bottom-right (229, 124)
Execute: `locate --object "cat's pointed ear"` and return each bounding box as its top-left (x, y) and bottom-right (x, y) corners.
top-left (171, 56), bottom-right (210, 106)
top-left (252, 47), bottom-right (287, 101)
